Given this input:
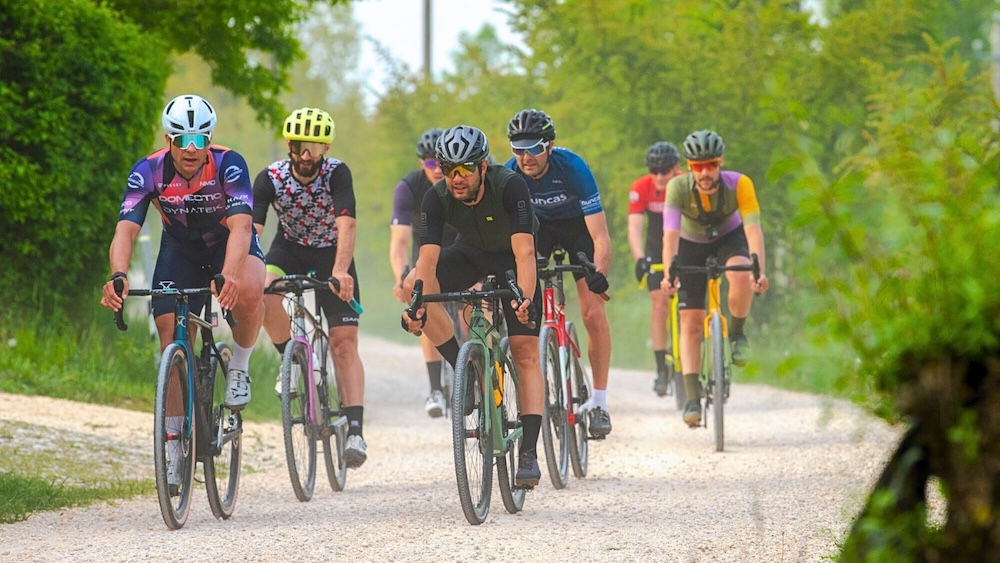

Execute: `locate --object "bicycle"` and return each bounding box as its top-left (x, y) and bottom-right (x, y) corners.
top-left (112, 275), bottom-right (242, 530)
top-left (645, 263), bottom-right (685, 411)
top-left (264, 273), bottom-right (363, 501)
top-left (536, 248), bottom-right (599, 489)
top-left (667, 253), bottom-right (760, 452)
top-left (406, 271), bottom-right (532, 525)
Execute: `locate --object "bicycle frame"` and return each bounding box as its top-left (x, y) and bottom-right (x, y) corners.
top-left (539, 251), bottom-right (584, 427)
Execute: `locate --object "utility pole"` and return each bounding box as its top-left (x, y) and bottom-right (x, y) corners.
top-left (423, 0), bottom-right (432, 80)
top-left (992, 11), bottom-right (1000, 102)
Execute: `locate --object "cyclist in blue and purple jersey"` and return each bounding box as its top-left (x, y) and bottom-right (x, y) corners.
top-left (101, 94), bottom-right (265, 415)
top-left (253, 107), bottom-right (368, 469)
top-left (389, 128), bottom-right (459, 418)
top-left (504, 108), bottom-right (615, 438)
top-left (660, 130), bottom-right (769, 427)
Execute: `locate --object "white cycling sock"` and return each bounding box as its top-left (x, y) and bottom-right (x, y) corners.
top-left (229, 342), bottom-right (253, 372)
top-left (592, 389), bottom-right (608, 411)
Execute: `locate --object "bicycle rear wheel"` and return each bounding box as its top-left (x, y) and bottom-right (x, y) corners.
top-left (451, 341), bottom-right (492, 525)
top-left (496, 337), bottom-right (525, 513)
top-left (538, 326), bottom-right (569, 489)
top-left (671, 361), bottom-right (687, 411)
top-left (709, 312), bottom-right (725, 452)
top-left (317, 333), bottom-right (347, 492)
top-left (281, 340), bottom-right (317, 501)
top-left (204, 343), bottom-right (243, 519)
top-left (153, 343), bottom-right (195, 530)
top-left (566, 322), bottom-right (591, 479)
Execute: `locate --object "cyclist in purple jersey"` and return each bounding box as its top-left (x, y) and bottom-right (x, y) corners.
top-left (660, 130), bottom-right (769, 427)
top-left (101, 94), bottom-right (265, 415)
top-left (389, 128), bottom-right (456, 418)
top-left (505, 108), bottom-right (615, 438)
top-left (253, 107), bottom-right (368, 468)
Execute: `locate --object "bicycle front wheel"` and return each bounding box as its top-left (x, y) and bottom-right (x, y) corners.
top-left (317, 332), bottom-right (347, 492)
top-left (496, 337), bottom-right (526, 514)
top-left (451, 341), bottom-right (492, 525)
top-left (566, 322), bottom-right (591, 479)
top-left (204, 343), bottom-right (243, 519)
top-left (153, 343), bottom-right (195, 530)
top-left (281, 340), bottom-right (317, 501)
top-left (709, 312), bottom-right (725, 452)
top-left (539, 326), bottom-right (569, 489)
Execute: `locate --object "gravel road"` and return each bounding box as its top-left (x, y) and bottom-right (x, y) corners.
top-left (0, 334), bottom-right (898, 562)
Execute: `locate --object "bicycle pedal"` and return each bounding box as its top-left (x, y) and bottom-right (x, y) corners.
top-left (587, 434), bottom-right (607, 441)
top-left (513, 484), bottom-right (535, 491)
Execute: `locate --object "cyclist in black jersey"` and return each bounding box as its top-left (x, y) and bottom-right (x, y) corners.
top-left (400, 125), bottom-right (545, 488)
top-left (101, 94), bottom-right (265, 416)
top-left (389, 128), bottom-right (457, 418)
top-left (252, 107), bottom-right (368, 468)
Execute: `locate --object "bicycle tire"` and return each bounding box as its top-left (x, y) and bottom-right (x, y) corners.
top-left (671, 362), bottom-right (687, 411)
top-left (153, 343), bottom-right (195, 530)
top-left (709, 312), bottom-right (725, 452)
top-left (451, 341), bottom-right (492, 525)
top-left (496, 336), bottom-right (526, 513)
top-left (538, 326), bottom-right (569, 489)
top-left (203, 343), bottom-right (242, 519)
top-left (566, 322), bottom-right (590, 479)
top-left (281, 340), bottom-right (317, 501)
top-left (317, 332), bottom-right (347, 492)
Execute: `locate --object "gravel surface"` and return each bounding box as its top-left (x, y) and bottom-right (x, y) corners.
top-left (0, 334), bottom-right (899, 562)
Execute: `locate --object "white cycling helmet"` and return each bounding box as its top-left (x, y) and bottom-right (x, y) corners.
top-left (161, 94), bottom-right (217, 136)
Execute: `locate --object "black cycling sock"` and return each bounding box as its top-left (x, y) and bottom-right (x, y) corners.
top-left (654, 350), bottom-right (667, 372)
top-left (436, 337), bottom-right (460, 370)
top-left (345, 406), bottom-right (363, 437)
top-left (730, 317), bottom-right (746, 337)
top-left (684, 373), bottom-right (700, 403)
top-left (518, 415), bottom-right (542, 456)
top-left (426, 361), bottom-right (443, 392)
top-left (274, 339), bottom-right (290, 355)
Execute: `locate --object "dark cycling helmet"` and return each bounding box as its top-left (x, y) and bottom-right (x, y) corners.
top-left (682, 130), bottom-right (725, 160)
top-left (416, 128), bottom-right (444, 158)
top-left (506, 109), bottom-right (556, 142)
top-left (646, 141), bottom-right (680, 169)
top-left (435, 125), bottom-right (490, 164)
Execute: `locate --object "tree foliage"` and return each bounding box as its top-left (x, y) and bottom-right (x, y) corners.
top-left (0, 0), bottom-right (170, 313)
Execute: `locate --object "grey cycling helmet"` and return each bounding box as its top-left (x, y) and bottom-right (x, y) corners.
top-left (162, 94), bottom-right (217, 136)
top-left (416, 128), bottom-right (444, 158)
top-left (646, 141), bottom-right (680, 169)
top-left (435, 125), bottom-right (490, 164)
top-left (506, 109), bottom-right (556, 142)
top-left (682, 130), bottom-right (725, 160)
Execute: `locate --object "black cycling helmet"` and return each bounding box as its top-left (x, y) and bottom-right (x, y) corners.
top-left (682, 130), bottom-right (725, 161)
top-left (435, 125), bottom-right (490, 164)
top-left (416, 128), bottom-right (444, 158)
top-left (506, 109), bottom-right (556, 142)
top-left (646, 141), bottom-right (680, 169)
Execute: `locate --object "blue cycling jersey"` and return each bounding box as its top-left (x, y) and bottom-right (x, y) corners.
top-left (505, 147), bottom-right (603, 222)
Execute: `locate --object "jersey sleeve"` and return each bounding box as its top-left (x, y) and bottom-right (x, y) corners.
top-left (735, 174), bottom-right (761, 226)
top-left (251, 167), bottom-right (275, 225)
top-left (418, 188), bottom-right (447, 247)
top-left (501, 175), bottom-right (535, 235)
top-left (118, 159), bottom-right (155, 226)
top-left (570, 158), bottom-right (603, 216)
top-left (220, 151), bottom-right (253, 217)
top-left (627, 176), bottom-right (647, 214)
top-left (662, 176), bottom-right (685, 232)
top-left (390, 179), bottom-right (415, 226)
top-left (328, 163), bottom-right (356, 219)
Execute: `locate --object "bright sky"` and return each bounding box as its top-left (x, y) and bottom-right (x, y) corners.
top-left (352, 0), bottom-right (522, 100)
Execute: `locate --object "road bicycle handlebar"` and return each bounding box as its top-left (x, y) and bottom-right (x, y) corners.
top-left (113, 274), bottom-right (236, 331)
top-left (667, 253), bottom-right (760, 287)
top-left (405, 270), bottom-right (535, 335)
top-left (264, 273), bottom-right (364, 315)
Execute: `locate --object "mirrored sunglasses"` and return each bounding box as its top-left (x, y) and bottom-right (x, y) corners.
top-left (422, 158), bottom-right (440, 169)
top-left (650, 167), bottom-right (672, 176)
top-left (688, 159), bottom-right (721, 173)
top-left (170, 133), bottom-right (210, 150)
top-left (511, 140), bottom-right (550, 157)
top-left (441, 161), bottom-right (479, 178)
top-left (289, 140), bottom-right (328, 156)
